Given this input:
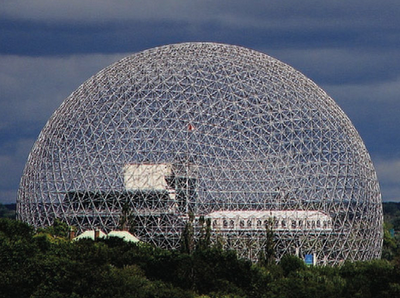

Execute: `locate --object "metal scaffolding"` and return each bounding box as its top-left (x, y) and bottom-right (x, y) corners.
top-left (17, 42), bottom-right (383, 265)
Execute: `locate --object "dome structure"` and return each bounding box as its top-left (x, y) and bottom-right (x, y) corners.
top-left (17, 42), bottom-right (383, 264)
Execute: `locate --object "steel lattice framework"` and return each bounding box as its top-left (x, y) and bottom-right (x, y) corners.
top-left (17, 43), bottom-right (383, 265)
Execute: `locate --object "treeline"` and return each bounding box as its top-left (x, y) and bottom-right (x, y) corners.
top-left (384, 202), bottom-right (400, 231)
top-left (382, 202), bottom-right (400, 261)
top-left (1, 218), bottom-right (400, 298)
top-left (0, 203), bottom-right (15, 219)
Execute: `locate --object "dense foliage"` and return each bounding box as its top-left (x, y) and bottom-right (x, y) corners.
top-left (382, 202), bottom-right (400, 261)
top-left (384, 202), bottom-right (400, 231)
top-left (1, 202), bottom-right (400, 297)
top-left (1, 216), bottom-right (400, 298)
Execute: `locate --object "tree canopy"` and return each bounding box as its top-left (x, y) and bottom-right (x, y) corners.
top-left (1, 216), bottom-right (400, 298)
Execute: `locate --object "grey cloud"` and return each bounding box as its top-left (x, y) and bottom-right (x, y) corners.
top-left (0, 190), bottom-right (18, 204)
top-left (262, 48), bottom-right (400, 85)
top-left (0, 53), bottom-right (127, 126)
top-left (0, 137), bottom-right (36, 204)
top-left (320, 77), bottom-right (400, 160)
top-left (324, 77), bottom-right (400, 105)
top-left (1, 0), bottom-right (399, 51)
top-left (375, 158), bottom-right (400, 185)
top-left (0, 0), bottom-right (212, 24)
top-left (2, 0), bottom-right (400, 59)
top-left (374, 158), bottom-right (400, 202)
top-left (2, 0), bottom-right (399, 29)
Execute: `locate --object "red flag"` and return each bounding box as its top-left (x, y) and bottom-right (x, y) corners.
top-left (188, 123), bottom-right (195, 131)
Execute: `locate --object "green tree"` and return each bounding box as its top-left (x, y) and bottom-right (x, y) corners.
top-left (196, 216), bottom-right (211, 251)
top-left (181, 212), bottom-right (195, 254)
top-left (382, 223), bottom-right (398, 261)
top-left (259, 218), bottom-right (276, 266)
top-left (279, 254), bottom-right (306, 277)
top-left (36, 218), bottom-right (70, 239)
top-left (0, 217), bottom-right (34, 240)
top-left (119, 201), bottom-right (130, 231)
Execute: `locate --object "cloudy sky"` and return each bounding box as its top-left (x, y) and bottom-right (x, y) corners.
top-left (1, 0), bottom-right (399, 204)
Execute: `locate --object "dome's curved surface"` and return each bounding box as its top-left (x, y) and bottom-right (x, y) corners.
top-left (17, 43), bottom-right (383, 264)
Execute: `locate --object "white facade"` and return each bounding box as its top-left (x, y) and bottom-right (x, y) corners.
top-left (123, 164), bottom-right (173, 191)
top-left (207, 210), bottom-right (332, 232)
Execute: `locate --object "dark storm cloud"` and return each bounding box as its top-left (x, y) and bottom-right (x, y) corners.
top-left (1, 0), bottom-right (399, 30)
top-left (1, 0), bottom-right (400, 55)
top-left (0, 19), bottom-right (188, 56)
top-left (2, 1), bottom-right (400, 88)
top-left (265, 48), bottom-right (400, 85)
top-left (0, 19), bottom-right (354, 56)
top-left (0, 0), bottom-right (399, 202)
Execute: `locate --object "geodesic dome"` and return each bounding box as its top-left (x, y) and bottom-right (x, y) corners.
top-left (17, 42), bottom-right (383, 265)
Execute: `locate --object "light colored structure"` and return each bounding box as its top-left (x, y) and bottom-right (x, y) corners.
top-left (107, 231), bottom-right (140, 243)
top-left (73, 230), bottom-right (139, 243)
top-left (207, 210), bottom-right (332, 232)
top-left (124, 164), bottom-right (173, 191)
top-left (73, 230), bottom-right (106, 241)
top-left (17, 42), bottom-right (383, 264)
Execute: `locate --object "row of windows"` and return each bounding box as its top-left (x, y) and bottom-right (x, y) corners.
top-left (211, 218), bottom-right (332, 231)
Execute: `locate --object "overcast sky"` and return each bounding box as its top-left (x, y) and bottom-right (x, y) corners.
top-left (1, 1), bottom-right (399, 204)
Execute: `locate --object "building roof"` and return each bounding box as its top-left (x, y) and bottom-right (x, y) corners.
top-left (107, 231), bottom-right (140, 243)
top-left (73, 230), bottom-right (106, 241)
top-left (74, 230), bottom-right (139, 243)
